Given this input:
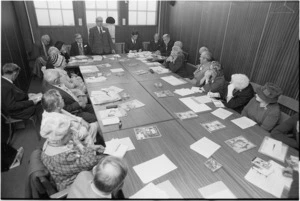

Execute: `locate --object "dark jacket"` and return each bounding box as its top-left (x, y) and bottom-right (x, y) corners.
top-left (125, 38), bottom-right (143, 53)
top-left (218, 82), bottom-right (254, 114)
top-left (148, 39), bottom-right (162, 52)
top-left (89, 26), bottom-right (114, 55)
top-left (164, 54), bottom-right (187, 78)
top-left (1, 77), bottom-right (36, 119)
top-left (160, 40), bottom-right (174, 57)
top-left (70, 42), bottom-right (92, 56)
top-left (202, 75), bottom-right (226, 93)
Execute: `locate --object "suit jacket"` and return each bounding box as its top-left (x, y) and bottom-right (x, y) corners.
top-left (1, 77), bottom-right (35, 119)
top-left (218, 82), bottom-right (254, 114)
top-left (70, 42), bottom-right (92, 56)
top-left (164, 54), bottom-right (187, 78)
top-left (125, 38), bottom-right (143, 53)
top-left (148, 39), bottom-right (162, 52)
top-left (89, 26), bottom-right (114, 55)
top-left (160, 40), bottom-right (174, 56)
top-left (42, 81), bottom-right (81, 113)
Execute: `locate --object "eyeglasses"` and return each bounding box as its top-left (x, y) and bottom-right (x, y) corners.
top-left (76, 37), bottom-right (82, 40)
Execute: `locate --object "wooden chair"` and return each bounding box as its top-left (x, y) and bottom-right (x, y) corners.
top-left (115, 42), bottom-right (125, 54)
top-left (1, 113), bottom-right (41, 145)
top-left (277, 95), bottom-right (299, 124)
top-left (142, 41), bottom-right (150, 51)
top-left (185, 62), bottom-right (197, 79)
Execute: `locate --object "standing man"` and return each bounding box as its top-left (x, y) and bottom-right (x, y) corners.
top-left (70, 33), bottom-right (92, 56)
top-left (89, 17), bottom-right (115, 55)
top-left (157, 34), bottom-right (174, 56)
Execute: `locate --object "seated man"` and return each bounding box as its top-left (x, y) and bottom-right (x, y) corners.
top-left (40, 89), bottom-right (106, 191)
top-left (68, 156), bottom-right (128, 198)
top-left (149, 33), bottom-right (162, 52)
top-left (208, 74), bottom-right (254, 113)
top-left (271, 113), bottom-right (299, 150)
top-left (42, 69), bottom-right (96, 123)
top-left (125, 31), bottom-right (143, 53)
top-left (70, 33), bottom-right (92, 56)
top-left (185, 51), bottom-right (213, 86)
top-left (164, 45), bottom-right (187, 78)
top-left (1, 63), bottom-right (43, 120)
top-left (242, 83), bottom-right (282, 131)
top-left (158, 34), bottom-right (174, 57)
top-left (30, 34), bottom-right (51, 78)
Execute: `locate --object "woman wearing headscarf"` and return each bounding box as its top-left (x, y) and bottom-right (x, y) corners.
top-left (40, 89), bottom-right (106, 191)
top-left (164, 45), bottom-right (186, 78)
top-left (242, 82), bottom-right (282, 131)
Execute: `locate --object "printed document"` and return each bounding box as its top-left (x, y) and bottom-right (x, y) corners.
top-left (211, 108), bottom-right (233, 120)
top-left (258, 136), bottom-right (288, 163)
top-left (231, 116), bottom-right (257, 129)
top-left (179, 97), bottom-right (211, 113)
top-left (161, 76), bottom-right (187, 86)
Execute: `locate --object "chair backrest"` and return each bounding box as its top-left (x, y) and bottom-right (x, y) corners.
top-left (115, 42), bottom-right (125, 54)
top-left (250, 82), bottom-right (261, 93)
top-left (185, 62), bottom-right (197, 78)
top-left (142, 41), bottom-right (150, 51)
top-left (182, 51), bottom-right (189, 63)
top-left (277, 95), bottom-right (299, 124)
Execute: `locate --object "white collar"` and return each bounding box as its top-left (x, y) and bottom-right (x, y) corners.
top-left (2, 76), bottom-right (13, 84)
top-left (43, 140), bottom-right (73, 156)
top-left (90, 182), bottom-right (112, 198)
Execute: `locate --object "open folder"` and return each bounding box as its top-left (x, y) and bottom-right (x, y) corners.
top-left (258, 136), bottom-right (288, 163)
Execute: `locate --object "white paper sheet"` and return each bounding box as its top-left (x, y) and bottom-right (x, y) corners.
top-left (104, 140), bottom-right (128, 158)
top-left (92, 55), bottom-right (103, 61)
top-left (211, 108), bottom-right (233, 120)
top-left (231, 116), bottom-right (257, 129)
top-left (258, 136), bottom-right (288, 163)
top-left (191, 87), bottom-right (202, 93)
top-left (190, 137), bottom-right (221, 158)
top-left (105, 137), bottom-right (135, 152)
top-left (98, 108), bottom-right (124, 119)
top-left (244, 160), bottom-right (293, 198)
top-left (79, 65), bottom-right (99, 73)
top-left (130, 183), bottom-right (169, 198)
top-left (133, 154), bottom-right (177, 184)
top-left (198, 181), bottom-right (236, 198)
top-left (161, 76), bottom-right (187, 86)
top-left (174, 88), bottom-right (195, 96)
top-left (192, 95), bottom-right (212, 104)
top-left (179, 97), bottom-right (211, 113)
top-left (102, 117), bottom-right (120, 126)
top-left (85, 76), bottom-right (107, 83)
top-left (156, 180), bottom-right (183, 198)
top-left (110, 68), bottom-right (124, 73)
top-left (101, 86), bottom-right (124, 95)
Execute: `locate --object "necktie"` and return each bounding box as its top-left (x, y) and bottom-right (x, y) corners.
top-left (79, 43), bottom-right (83, 55)
top-left (99, 27), bottom-right (103, 34)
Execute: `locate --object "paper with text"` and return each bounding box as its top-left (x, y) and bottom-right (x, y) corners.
top-left (179, 97), bottom-right (211, 113)
top-left (211, 108), bottom-right (233, 120)
top-left (192, 95), bottom-right (212, 104)
top-left (258, 136), bottom-right (288, 163)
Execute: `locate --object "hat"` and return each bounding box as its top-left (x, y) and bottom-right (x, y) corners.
top-left (40, 112), bottom-right (71, 142)
top-left (51, 54), bottom-right (64, 67)
top-left (256, 82), bottom-right (282, 104)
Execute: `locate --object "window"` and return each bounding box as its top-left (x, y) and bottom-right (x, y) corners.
top-left (85, 1), bottom-right (119, 25)
top-left (33, 1), bottom-right (75, 26)
top-left (128, 0), bottom-right (157, 25)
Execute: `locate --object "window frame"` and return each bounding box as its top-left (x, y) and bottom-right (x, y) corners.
top-left (33, 1), bottom-right (76, 27)
top-left (128, 0), bottom-right (158, 26)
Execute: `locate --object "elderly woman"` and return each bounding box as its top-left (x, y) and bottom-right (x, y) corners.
top-left (31, 34), bottom-right (51, 78)
top-left (164, 45), bottom-right (186, 77)
top-left (241, 83), bottom-right (282, 131)
top-left (185, 51), bottom-right (213, 86)
top-left (208, 74), bottom-right (254, 113)
top-left (199, 61), bottom-right (225, 93)
top-left (46, 47), bottom-right (60, 69)
top-left (40, 89), bottom-right (106, 191)
top-left (50, 53), bottom-right (87, 93)
top-left (42, 69), bottom-right (97, 123)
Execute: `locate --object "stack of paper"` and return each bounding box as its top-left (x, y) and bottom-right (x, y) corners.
top-left (161, 76), bottom-right (187, 86)
top-left (85, 76), bottom-right (107, 83)
top-left (92, 55), bottom-right (102, 61)
top-left (90, 91), bottom-right (121, 105)
top-left (244, 160), bottom-right (293, 198)
top-left (211, 108), bottom-right (233, 120)
top-left (79, 65), bottom-right (99, 73)
top-left (100, 86), bottom-right (124, 95)
top-left (231, 116), bottom-right (257, 129)
top-left (258, 136), bottom-right (288, 163)
top-left (179, 97), bottom-right (211, 113)
top-left (174, 88), bottom-right (195, 96)
top-left (98, 108), bottom-right (126, 119)
top-left (110, 68), bottom-right (124, 73)
top-left (192, 95), bottom-right (212, 104)
top-left (119, 99), bottom-right (145, 111)
top-left (133, 154), bottom-right (177, 183)
top-left (191, 87), bottom-right (202, 93)
top-left (149, 66), bottom-right (170, 74)
top-left (190, 137), bottom-right (221, 158)
top-left (102, 117), bottom-right (120, 126)
top-left (198, 181), bottom-right (236, 198)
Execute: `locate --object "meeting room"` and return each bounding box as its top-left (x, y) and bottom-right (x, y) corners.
top-left (1, 0), bottom-right (299, 199)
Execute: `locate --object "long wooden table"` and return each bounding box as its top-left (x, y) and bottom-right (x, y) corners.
top-left (71, 54), bottom-right (298, 198)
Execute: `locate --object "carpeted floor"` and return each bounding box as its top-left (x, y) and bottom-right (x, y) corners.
top-left (1, 78), bottom-right (45, 198)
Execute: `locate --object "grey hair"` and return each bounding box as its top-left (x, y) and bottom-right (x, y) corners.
top-left (2, 63), bottom-right (20, 75)
top-left (201, 51), bottom-right (213, 62)
top-left (43, 69), bottom-right (60, 85)
top-left (199, 46), bottom-right (209, 55)
top-left (74, 33), bottom-right (82, 39)
top-left (174, 41), bottom-right (183, 49)
top-left (231, 74), bottom-right (250, 90)
top-left (42, 89), bottom-right (63, 112)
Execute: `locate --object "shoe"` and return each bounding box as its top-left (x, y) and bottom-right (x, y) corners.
top-left (9, 147), bottom-right (24, 169)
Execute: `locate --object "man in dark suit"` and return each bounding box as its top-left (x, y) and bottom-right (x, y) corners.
top-left (42, 69), bottom-right (97, 123)
top-left (159, 34), bottom-right (174, 57)
top-left (149, 33), bottom-right (162, 52)
top-left (70, 33), bottom-right (92, 56)
top-left (1, 63), bottom-right (43, 120)
top-left (89, 17), bottom-right (115, 55)
top-left (125, 31), bottom-right (143, 53)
